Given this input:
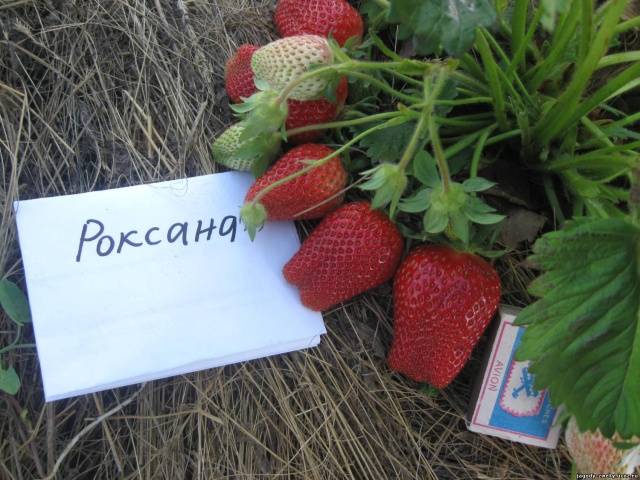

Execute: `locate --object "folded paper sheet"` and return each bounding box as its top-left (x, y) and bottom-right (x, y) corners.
top-left (14, 172), bottom-right (325, 401)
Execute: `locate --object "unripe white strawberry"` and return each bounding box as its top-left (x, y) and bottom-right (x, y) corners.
top-left (251, 35), bottom-right (333, 100)
top-left (212, 123), bottom-right (252, 171)
top-left (211, 122), bottom-right (280, 172)
top-left (565, 417), bottom-right (640, 474)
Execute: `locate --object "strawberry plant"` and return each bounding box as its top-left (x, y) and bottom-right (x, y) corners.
top-left (212, 0), bottom-right (640, 446)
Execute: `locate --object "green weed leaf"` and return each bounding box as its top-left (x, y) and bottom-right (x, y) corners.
top-left (0, 279), bottom-right (30, 326)
top-left (515, 217), bottom-right (640, 438)
top-left (0, 364), bottom-right (20, 395)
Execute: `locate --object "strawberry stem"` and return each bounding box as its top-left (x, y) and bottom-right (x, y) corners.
top-left (397, 69), bottom-right (448, 172)
top-left (424, 68), bottom-right (453, 193)
top-left (275, 65), bottom-right (339, 106)
top-left (285, 110), bottom-right (412, 137)
top-left (275, 59), bottom-right (434, 107)
top-left (346, 71), bottom-right (422, 103)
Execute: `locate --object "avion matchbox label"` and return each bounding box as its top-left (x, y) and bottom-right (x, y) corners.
top-left (468, 306), bottom-right (562, 449)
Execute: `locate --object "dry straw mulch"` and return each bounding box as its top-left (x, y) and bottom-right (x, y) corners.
top-left (0, 1), bottom-right (569, 478)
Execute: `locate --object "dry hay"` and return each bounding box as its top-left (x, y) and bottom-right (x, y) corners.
top-left (0, 1), bottom-right (569, 478)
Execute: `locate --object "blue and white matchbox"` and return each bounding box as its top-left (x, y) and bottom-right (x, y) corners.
top-left (468, 305), bottom-right (561, 448)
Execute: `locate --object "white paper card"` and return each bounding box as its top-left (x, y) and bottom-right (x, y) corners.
top-left (14, 172), bottom-right (325, 401)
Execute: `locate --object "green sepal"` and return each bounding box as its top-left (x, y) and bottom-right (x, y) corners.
top-left (240, 202), bottom-right (268, 241)
top-left (462, 177), bottom-right (496, 192)
top-left (412, 150), bottom-right (440, 188)
top-left (239, 91), bottom-right (288, 141)
top-left (360, 163), bottom-right (408, 216)
top-left (461, 196), bottom-right (504, 225)
top-left (399, 188), bottom-right (432, 213)
top-left (450, 211), bottom-right (470, 245)
top-left (423, 206), bottom-right (449, 233)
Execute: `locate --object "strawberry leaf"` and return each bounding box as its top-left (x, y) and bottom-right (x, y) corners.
top-left (357, 121), bottom-right (416, 163)
top-left (515, 217), bottom-right (640, 439)
top-left (387, 0), bottom-right (496, 57)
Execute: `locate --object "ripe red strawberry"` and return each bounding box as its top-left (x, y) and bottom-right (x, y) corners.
top-left (224, 44), bottom-right (259, 103)
top-left (566, 417), bottom-right (640, 474)
top-left (287, 77), bottom-right (348, 143)
top-left (245, 144), bottom-right (347, 220)
top-left (388, 245), bottom-right (500, 388)
top-left (275, 0), bottom-right (364, 47)
top-left (284, 201), bottom-right (403, 311)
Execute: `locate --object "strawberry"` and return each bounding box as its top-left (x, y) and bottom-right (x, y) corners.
top-left (251, 35), bottom-right (333, 100)
top-left (283, 201), bottom-right (403, 311)
top-left (274, 0), bottom-right (364, 47)
top-left (245, 144), bottom-right (347, 220)
top-left (286, 77), bottom-right (348, 143)
top-left (388, 245), bottom-right (500, 388)
top-left (565, 417), bottom-right (640, 474)
top-left (224, 43), bottom-right (347, 141)
top-left (224, 44), bottom-right (259, 103)
top-left (211, 122), bottom-right (280, 172)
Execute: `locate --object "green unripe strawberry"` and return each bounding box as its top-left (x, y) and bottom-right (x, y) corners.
top-left (251, 35), bottom-right (333, 101)
top-left (212, 122), bottom-right (281, 173)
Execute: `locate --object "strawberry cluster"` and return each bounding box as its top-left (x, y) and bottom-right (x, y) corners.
top-left (211, 0), bottom-right (501, 391)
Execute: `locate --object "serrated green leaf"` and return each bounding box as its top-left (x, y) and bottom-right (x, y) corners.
top-left (0, 279), bottom-right (30, 326)
top-left (388, 0), bottom-right (496, 57)
top-left (0, 365), bottom-right (20, 395)
top-left (358, 121), bottom-right (416, 163)
top-left (412, 150), bottom-right (440, 188)
top-left (463, 177), bottom-right (496, 192)
top-left (515, 217), bottom-right (640, 438)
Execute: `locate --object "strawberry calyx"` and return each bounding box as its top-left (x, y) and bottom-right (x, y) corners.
top-left (240, 202), bottom-right (267, 241)
top-left (360, 163), bottom-right (407, 215)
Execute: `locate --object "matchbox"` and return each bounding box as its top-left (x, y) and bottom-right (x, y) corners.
top-left (467, 305), bottom-right (562, 448)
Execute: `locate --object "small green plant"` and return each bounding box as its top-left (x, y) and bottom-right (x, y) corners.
top-left (0, 278), bottom-right (32, 395)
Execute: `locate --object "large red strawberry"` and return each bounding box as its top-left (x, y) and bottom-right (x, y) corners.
top-left (388, 245), bottom-right (500, 388)
top-left (275, 0), bottom-right (364, 47)
top-left (245, 144), bottom-right (347, 220)
top-left (284, 201), bottom-right (403, 311)
top-left (287, 77), bottom-right (348, 143)
top-left (224, 44), bottom-right (259, 103)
